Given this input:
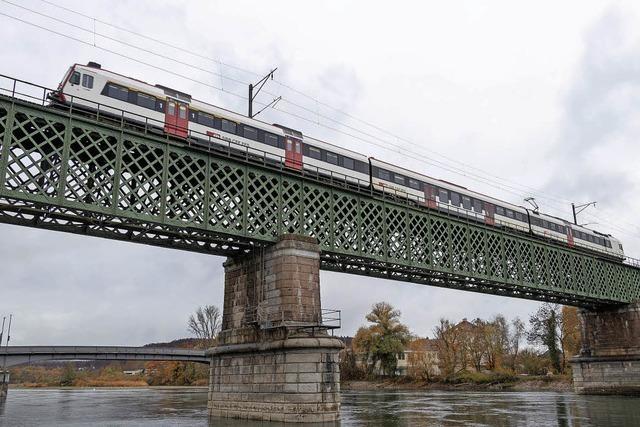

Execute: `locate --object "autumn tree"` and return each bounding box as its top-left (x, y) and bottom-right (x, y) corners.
top-left (561, 306), bottom-right (581, 363)
top-left (483, 315), bottom-right (509, 370)
top-left (188, 305), bottom-right (221, 347)
top-left (466, 319), bottom-right (486, 372)
top-left (434, 318), bottom-right (463, 379)
top-left (353, 302), bottom-right (411, 376)
top-left (527, 303), bottom-right (563, 373)
top-left (406, 339), bottom-right (439, 381)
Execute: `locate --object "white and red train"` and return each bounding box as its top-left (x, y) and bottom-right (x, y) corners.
top-left (52, 62), bottom-right (625, 260)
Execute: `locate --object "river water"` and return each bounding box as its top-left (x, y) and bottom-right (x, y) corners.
top-left (1, 388), bottom-right (639, 426)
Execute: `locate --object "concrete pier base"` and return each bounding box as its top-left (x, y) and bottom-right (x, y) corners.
top-left (207, 338), bottom-right (342, 423)
top-left (208, 235), bottom-right (343, 423)
top-left (571, 301), bottom-right (640, 395)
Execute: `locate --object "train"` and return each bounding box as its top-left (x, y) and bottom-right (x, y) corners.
top-left (51, 62), bottom-right (625, 261)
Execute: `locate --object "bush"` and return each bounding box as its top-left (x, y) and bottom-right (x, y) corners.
top-left (339, 350), bottom-right (366, 381)
top-left (448, 370), bottom-right (517, 385)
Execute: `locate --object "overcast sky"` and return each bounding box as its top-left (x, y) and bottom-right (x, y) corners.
top-left (1, 0), bottom-right (639, 346)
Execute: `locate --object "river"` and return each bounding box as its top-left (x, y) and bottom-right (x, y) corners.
top-left (1, 388), bottom-right (639, 426)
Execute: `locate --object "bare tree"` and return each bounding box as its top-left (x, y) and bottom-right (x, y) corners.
top-left (188, 305), bottom-right (221, 346)
top-left (509, 317), bottom-right (525, 371)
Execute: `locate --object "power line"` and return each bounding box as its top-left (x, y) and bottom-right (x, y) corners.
top-left (4, 2), bottom-right (640, 243)
top-left (20, 0), bottom-right (627, 212)
top-left (31, 0), bottom-right (578, 203)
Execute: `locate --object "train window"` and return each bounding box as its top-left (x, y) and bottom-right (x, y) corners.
top-left (137, 93), bottom-right (156, 110)
top-left (496, 206), bottom-right (505, 216)
top-left (106, 84), bottom-right (129, 102)
top-left (473, 199), bottom-right (482, 213)
top-left (264, 133), bottom-right (279, 148)
top-left (378, 169), bottom-right (391, 181)
top-left (81, 74), bottom-right (94, 89)
top-left (179, 105), bottom-right (187, 119)
top-left (295, 141), bottom-right (301, 153)
top-left (343, 157), bottom-right (355, 170)
top-left (462, 196), bottom-right (471, 210)
top-left (605, 240), bottom-right (611, 248)
top-left (450, 192), bottom-right (460, 207)
top-left (326, 152), bottom-right (338, 165)
top-left (167, 101), bottom-right (175, 115)
top-left (243, 126), bottom-right (258, 141)
top-left (308, 146), bottom-right (321, 159)
top-left (409, 179), bottom-right (420, 190)
top-left (439, 189), bottom-right (449, 203)
top-left (558, 225), bottom-right (565, 234)
top-left (393, 174), bottom-right (405, 185)
top-left (506, 209), bottom-right (514, 219)
top-left (515, 212), bottom-right (523, 221)
top-left (199, 112), bottom-right (215, 128)
top-left (356, 161), bottom-right (369, 174)
top-left (221, 119), bottom-right (236, 134)
top-left (70, 71), bottom-right (80, 85)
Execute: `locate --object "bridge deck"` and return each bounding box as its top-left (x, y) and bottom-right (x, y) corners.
top-left (0, 76), bottom-right (639, 308)
top-left (0, 346), bottom-right (208, 367)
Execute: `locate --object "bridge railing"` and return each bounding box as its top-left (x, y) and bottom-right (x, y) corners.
top-left (0, 74), bottom-right (635, 267)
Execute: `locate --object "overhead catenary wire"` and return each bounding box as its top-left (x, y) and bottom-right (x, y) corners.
top-left (3, 2), bottom-right (640, 242)
top-left (13, 1), bottom-right (632, 209)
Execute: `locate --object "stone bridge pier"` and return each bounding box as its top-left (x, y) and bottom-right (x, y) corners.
top-left (206, 235), bottom-right (343, 423)
top-left (571, 301), bottom-right (640, 394)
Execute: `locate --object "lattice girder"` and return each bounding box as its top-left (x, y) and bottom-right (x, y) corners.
top-left (0, 97), bottom-right (639, 307)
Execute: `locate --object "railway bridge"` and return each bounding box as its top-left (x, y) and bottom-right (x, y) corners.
top-left (0, 76), bottom-right (639, 422)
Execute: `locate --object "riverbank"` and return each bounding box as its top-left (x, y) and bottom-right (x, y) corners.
top-left (9, 384), bottom-right (208, 390)
top-left (342, 376), bottom-right (572, 392)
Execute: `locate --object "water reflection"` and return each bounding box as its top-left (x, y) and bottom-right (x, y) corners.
top-left (0, 388), bottom-right (639, 426)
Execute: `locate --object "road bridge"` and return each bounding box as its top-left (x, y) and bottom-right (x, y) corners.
top-left (0, 345), bottom-right (208, 367)
top-left (1, 75), bottom-right (639, 421)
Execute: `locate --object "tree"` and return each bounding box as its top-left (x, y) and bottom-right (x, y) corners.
top-left (483, 315), bottom-right (509, 371)
top-left (434, 318), bottom-right (463, 379)
top-left (467, 319), bottom-right (487, 372)
top-left (406, 339), bottom-right (439, 381)
top-left (508, 317), bottom-right (526, 371)
top-left (188, 305), bottom-right (221, 346)
top-left (353, 302), bottom-right (411, 376)
top-left (561, 306), bottom-right (581, 363)
top-left (527, 303), bottom-right (563, 373)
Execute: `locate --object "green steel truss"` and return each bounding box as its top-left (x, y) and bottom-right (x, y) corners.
top-left (0, 97), bottom-right (638, 308)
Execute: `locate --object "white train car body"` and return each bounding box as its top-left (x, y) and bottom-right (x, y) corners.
top-left (370, 158), bottom-right (624, 260)
top-left (53, 62), bottom-right (624, 261)
top-left (56, 63), bottom-right (369, 184)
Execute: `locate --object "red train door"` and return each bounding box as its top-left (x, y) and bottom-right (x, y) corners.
top-left (164, 98), bottom-right (189, 138)
top-left (567, 227), bottom-right (575, 247)
top-left (424, 184), bottom-right (437, 208)
top-left (485, 202), bottom-right (495, 226)
top-left (285, 137), bottom-right (303, 170)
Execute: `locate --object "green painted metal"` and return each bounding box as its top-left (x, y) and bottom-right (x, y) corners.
top-left (0, 96), bottom-right (638, 308)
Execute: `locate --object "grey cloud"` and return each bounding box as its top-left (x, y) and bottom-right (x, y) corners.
top-left (545, 7), bottom-right (640, 205)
